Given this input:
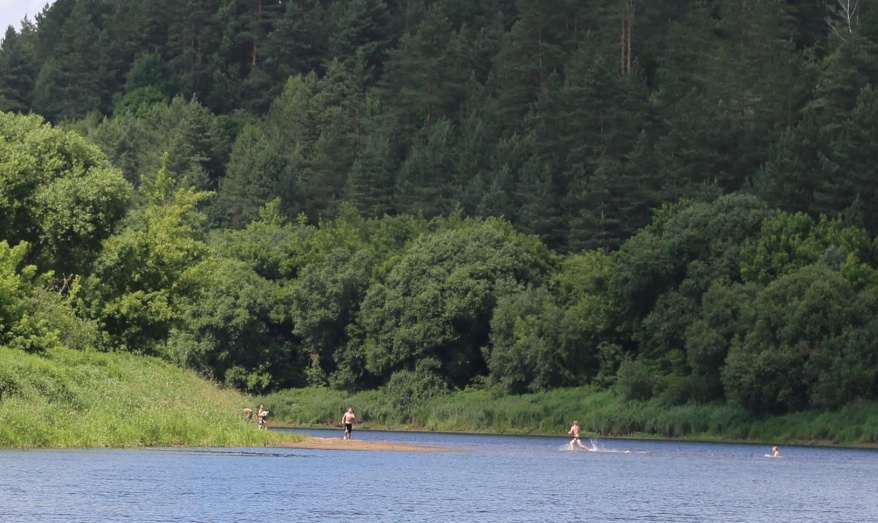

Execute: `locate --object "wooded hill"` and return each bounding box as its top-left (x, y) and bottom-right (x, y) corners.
top-left (1, 1), bottom-right (877, 418)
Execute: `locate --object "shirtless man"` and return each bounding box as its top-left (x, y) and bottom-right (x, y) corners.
top-left (342, 407), bottom-right (357, 440)
top-left (568, 420), bottom-right (590, 451)
top-left (257, 404), bottom-right (269, 429)
top-left (771, 446), bottom-right (781, 458)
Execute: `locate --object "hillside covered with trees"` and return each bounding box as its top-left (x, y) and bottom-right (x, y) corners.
top-left (2, 0), bottom-right (878, 426)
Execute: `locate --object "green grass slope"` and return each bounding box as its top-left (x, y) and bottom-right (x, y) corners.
top-left (0, 346), bottom-right (303, 448)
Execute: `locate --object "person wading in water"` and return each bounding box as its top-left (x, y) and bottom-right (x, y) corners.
top-left (568, 420), bottom-right (591, 451)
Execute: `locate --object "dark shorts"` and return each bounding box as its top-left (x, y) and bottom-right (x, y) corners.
top-left (344, 423), bottom-right (353, 433)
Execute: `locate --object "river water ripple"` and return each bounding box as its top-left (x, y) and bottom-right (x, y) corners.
top-left (1, 429), bottom-right (876, 522)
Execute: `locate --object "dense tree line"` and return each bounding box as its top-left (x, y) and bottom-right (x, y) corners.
top-left (2, 1), bottom-right (876, 248)
top-left (2, 1), bottom-right (878, 416)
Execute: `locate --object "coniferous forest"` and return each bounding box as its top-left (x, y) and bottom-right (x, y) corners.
top-left (2, 0), bottom-right (878, 421)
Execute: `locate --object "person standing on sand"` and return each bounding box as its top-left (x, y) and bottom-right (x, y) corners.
top-left (257, 404), bottom-right (269, 430)
top-left (342, 407), bottom-right (357, 440)
top-left (568, 420), bottom-right (590, 451)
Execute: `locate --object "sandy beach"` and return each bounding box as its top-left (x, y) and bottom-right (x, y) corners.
top-left (275, 437), bottom-right (454, 452)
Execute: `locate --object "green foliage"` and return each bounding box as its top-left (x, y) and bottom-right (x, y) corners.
top-left (486, 286), bottom-right (570, 394)
top-left (382, 3), bottom-right (467, 129)
top-left (806, 319), bottom-right (878, 410)
top-left (357, 217), bottom-right (554, 388)
top-left (213, 124), bottom-right (298, 228)
top-left (6, 0), bottom-right (878, 428)
top-left (80, 96), bottom-right (231, 190)
top-left (651, 0), bottom-right (804, 195)
top-left (326, 0), bottom-right (394, 77)
top-left (345, 129), bottom-right (396, 218)
top-left (684, 281), bottom-right (759, 400)
top-left (30, 0), bottom-right (106, 120)
top-left (384, 358), bottom-right (449, 420)
top-left (394, 118), bottom-right (458, 217)
top-left (0, 27), bottom-right (36, 113)
top-left (0, 345), bottom-right (299, 448)
top-left (0, 241), bottom-right (57, 353)
top-left (486, 250), bottom-right (614, 394)
top-left (615, 359), bottom-right (657, 402)
top-left (722, 265), bottom-right (875, 413)
top-left (753, 36), bottom-right (878, 232)
top-left (113, 86), bottom-right (169, 117)
top-left (741, 212), bottom-right (875, 286)
top-left (122, 52), bottom-right (180, 102)
top-left (292, 248), bottom-right (373, 383)
top-left (611, 194), bottom-right (770, 327)
top-left (77, 157), bottom-right (211, 355)
top-left (0, 112), bottom-right (132, 275)
top-left (490, 0), bottom-right (571, 129)
top-left (168, 256), bottom-right (298, 393)
top-left (210, 199), bottom-right (314, 281)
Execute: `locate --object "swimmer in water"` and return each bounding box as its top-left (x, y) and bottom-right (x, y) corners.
top-left (771, 446), bottom-right (780, 458)
top-left (568, 421), bottom-right (591, 451)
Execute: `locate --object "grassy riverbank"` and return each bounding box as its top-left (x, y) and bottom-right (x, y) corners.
top-left (258, 387), bottom-right (878, 447)
top-left (6, 343), bottom-right (873, 448)
top-left (0, 346), bottom-right (303, 448)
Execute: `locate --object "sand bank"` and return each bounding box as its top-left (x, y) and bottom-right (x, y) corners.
top-left (274, 437), bottom-right (454, 452)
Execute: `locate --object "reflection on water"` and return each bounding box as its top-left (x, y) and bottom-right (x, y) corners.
top-left (1, 430), bottom-right (877, 522)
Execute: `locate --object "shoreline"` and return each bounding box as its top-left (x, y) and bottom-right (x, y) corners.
top-left (272, 425), bottom-right (878, 450)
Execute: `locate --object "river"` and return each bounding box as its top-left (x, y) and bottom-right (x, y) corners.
top-left (1, 428), bottom-right (876, 522)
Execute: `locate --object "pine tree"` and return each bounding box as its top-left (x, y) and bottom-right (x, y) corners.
top-left (566, 132), bottom-right (658, 252)
top-left (32, 0), bottom-right (107, 120)
top-left (753, 31), bottom-right (878, 233)
top-left (261, 0), bottom-right (326, 91)
top-left (168, 0), bottom-right (221, 101)
top-left (0, 27), bottom-right (36, 113)
top-left (512, 155), bottom-right (565, 249)
top-left (382, 4), bottom-right (466, 132)
top-left (450, 90), bottom-right (500, 215)
top-left (346, 131), bottom-right (397, 218)
top-left (213, 124), bottom-right (299, 228)
top-left (490, 0), bottom-right (573, 132)
top-left (651, 0), bottom-right (806, 197)
top-left (395, 118), bottom-right (457, 217)
top-left (326, 0), bottom-right (395, 79)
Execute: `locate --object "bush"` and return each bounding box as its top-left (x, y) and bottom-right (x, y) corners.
top-left (615, 359), bottom-right (656, 401)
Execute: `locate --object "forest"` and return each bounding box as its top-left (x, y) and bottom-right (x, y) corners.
top-left (1, 0), bottom-right (878, 419)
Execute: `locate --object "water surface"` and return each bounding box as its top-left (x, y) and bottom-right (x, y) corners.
top-left (1, 429), bottom-right (875, 522)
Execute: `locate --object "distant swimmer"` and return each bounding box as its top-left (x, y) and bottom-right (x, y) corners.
top-left (568, 421), bottom-right (591, 451)
top-left (771, 445), bottom-right (781, 458)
